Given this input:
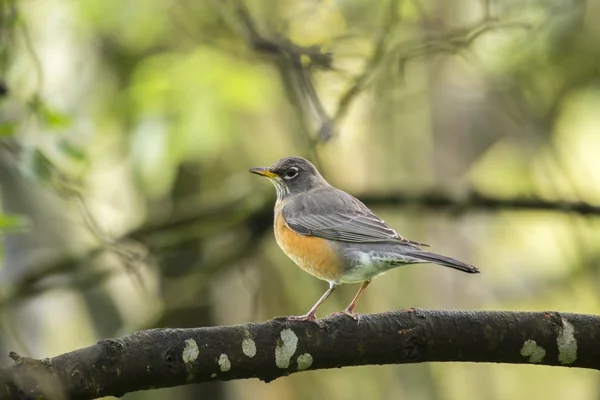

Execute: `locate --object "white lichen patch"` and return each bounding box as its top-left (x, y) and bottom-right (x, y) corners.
top-left (297, 353), bottom-right (313, 371)
top-left (218, 353), bottom-right (231, 372)
top-left (211, 373), bottom-right (217, 378)
top-left (275, 328), bottom-right (298, 369)
top-left (242, 338), bottom-right (257, 358)
top-left (520, 340), bottom-right (546, 363)
top-left (182, 339), bottom-right (199, 364)
top-left (557, 317), bottom-right (577, 364)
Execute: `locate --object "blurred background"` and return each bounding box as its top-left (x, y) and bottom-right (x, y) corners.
top-left (1, 0), bottom-right (600, 399)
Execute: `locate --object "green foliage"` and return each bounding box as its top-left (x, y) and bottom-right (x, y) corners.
top-left (0, 213), bottom-right (29, 231)
top-left (17, 146), bottom-right (85, 199)
top-left (23, 147), bottom-right (54, 183)
top-left (30, 99), bottom-right (72, 130)
top-left (128, 47), bottom-right (277, 196)
top-left (57, 138), bottom-right (87, 162)
top-left (0, 122), bottom-right (15, 137)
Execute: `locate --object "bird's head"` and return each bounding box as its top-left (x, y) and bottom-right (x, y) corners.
top-left (249, 156), bottom-right (328, 200)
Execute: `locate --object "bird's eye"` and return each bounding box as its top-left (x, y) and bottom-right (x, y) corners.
top-left (284, 167), bottom-right (299, 179)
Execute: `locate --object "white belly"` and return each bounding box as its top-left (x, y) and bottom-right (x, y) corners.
top-left (339, 252), bottom-right (391, 283)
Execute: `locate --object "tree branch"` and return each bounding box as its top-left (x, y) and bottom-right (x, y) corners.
top-left (3, 190), bottom-right (599, 314)
top-left (360, 191), bottom-right (600, 216)
top-left (229, 0), bottom-right (334, 144)
top-left (0, 200), bottom-right (273, 310)
top-left (0, 309), bottom-right (597, 399)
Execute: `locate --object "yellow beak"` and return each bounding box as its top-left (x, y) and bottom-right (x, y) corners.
top-left (248, 167), bottom-right (278, 179)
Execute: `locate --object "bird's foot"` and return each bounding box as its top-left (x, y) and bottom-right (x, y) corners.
top-left (286, 313), bottom-right (317, 322)
top-left (286, 313), bottom-right (330, 328)
top-left (329, 310), bottom-right (360, 320)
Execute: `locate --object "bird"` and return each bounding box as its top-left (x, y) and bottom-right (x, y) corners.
top-left (249, 156), bottom-right (479, 321)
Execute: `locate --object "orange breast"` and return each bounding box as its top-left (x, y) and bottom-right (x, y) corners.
top-left (274, 209), bottom-right (342, 283)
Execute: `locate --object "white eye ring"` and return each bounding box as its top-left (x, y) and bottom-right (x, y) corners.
top-left (284, 167), bottom-right (299, 179)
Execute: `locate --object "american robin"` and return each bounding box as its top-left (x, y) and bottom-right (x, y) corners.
top-left (249, 156), bottom-right (479, 321)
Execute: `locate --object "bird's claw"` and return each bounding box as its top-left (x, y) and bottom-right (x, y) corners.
top-left (286, 313), bottom-right (330, 328)
top-left (286, 314), bottom-right (317, 322)
top-left (329, 310), bottom-right (360, 320)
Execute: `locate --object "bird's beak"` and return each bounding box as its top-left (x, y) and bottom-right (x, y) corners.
top-left (248, 167), bottom-right (278, 179)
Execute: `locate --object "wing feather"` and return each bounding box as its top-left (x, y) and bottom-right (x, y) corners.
top-left (282, 188), bottom-right (429, 246)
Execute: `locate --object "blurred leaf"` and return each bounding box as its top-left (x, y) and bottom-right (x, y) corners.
top-left (30, 99), bottom-right (72, 129)
top-left (31, 149), bottom-right (54, 182)
top-left (58, 139), bottom-right (87, 161)
top-left (41, 106), bottom-right (71, 129)
top-left (20, 147), bottom-right (55, 183)
top-left (0, 214), bottom-right (29, 232)
top-left (0, 123), bottom-right (16, 137)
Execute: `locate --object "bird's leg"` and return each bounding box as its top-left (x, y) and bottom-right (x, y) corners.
top-left (330, 280), bottom-right (371, 320)
top-left (287, 282), bottom-right (337, 322)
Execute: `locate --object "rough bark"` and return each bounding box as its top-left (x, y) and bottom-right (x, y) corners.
top-left (0, 309), bottom-right (597, 399)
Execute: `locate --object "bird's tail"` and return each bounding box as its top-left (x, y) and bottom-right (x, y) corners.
top-left (405, 250), bottom-right (480, 274)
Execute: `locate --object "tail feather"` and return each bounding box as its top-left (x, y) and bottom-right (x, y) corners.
top-left (406, 250), bottom-right (480, 274)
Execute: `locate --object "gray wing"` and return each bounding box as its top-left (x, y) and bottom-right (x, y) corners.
top-left (282, 187), bottom-right (429, 246)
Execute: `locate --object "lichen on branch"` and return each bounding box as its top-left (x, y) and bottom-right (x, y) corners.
top-left (0, 309), bottom-right (598, 400)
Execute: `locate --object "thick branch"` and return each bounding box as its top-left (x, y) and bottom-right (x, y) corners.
top-left (0, 309), bottom-right (597, 399)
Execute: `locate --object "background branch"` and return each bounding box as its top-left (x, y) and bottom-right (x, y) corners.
top-left (360, 190), bottom-right (600, 216)
top-left (3, 190), bottom-right (600, 314)
top-left (0, 309), bottom-right (597, 399)
top-left (229, 0), bottom-right (334, 145)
